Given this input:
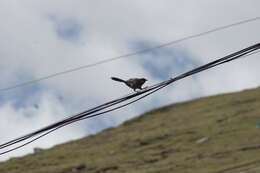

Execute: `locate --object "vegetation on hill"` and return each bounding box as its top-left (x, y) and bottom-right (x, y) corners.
top-left (0, 87), bottom-right (260, 173)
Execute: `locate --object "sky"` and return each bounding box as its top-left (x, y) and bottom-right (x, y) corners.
top-left (0, 0), bottom-right (260, 160)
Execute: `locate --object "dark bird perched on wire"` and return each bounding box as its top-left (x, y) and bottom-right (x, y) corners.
top-left (111, 77), bottom-right (147, 91)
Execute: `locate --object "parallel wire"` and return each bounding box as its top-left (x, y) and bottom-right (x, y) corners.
top-left (0, 81), bottom-right (165, 150)
top-left (0, 17), bottom-right (260, 93)
top-left (0, 43), bottom-right (259, 155)
top-left (0, 85), bottom-right (167, 155)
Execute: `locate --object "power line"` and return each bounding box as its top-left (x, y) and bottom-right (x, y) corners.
top-left (0, 16), bottom-right (259, 93)
top-left (0, 43), bottom-right (259, 155)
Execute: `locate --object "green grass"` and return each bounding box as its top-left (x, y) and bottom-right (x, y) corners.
top-left (1, 87), bottom-right (260, 173)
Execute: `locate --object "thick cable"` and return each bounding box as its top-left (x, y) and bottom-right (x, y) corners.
top-left (0, 43), bottom-right (259, 155)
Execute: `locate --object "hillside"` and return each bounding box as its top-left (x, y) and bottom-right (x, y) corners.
top-left (0, 87), bottom-right (260, 173)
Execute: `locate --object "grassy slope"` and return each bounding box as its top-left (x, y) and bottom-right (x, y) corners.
top-left (0, 87), bottom-right (260, 173)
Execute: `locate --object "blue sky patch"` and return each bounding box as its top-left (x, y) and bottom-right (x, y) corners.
top-left (0, 73), bottom-right (42, 111)
top-left (49, 15), bottom-right (83, 42)
top-left (131, 41), bottom-right (200, 80)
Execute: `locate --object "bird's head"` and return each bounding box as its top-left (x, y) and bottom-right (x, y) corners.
top-left (141, 78), bottom-right (148, 82)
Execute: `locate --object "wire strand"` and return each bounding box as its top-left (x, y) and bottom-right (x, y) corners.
top-left (0, 85), bottom-right (168, 155)
top-left (0, 43), bottom-right (259, 155)
top-left (0, 17), bottom-right (259, 93)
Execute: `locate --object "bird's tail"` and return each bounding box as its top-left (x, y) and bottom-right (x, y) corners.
top-left (111, 77), bottom-right (126, 83)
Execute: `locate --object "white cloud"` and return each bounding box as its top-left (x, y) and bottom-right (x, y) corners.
top-left (0, 0), bottom-right (260, 159)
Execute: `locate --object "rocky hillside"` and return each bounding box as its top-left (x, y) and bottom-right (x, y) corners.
top-left (0, 87), bottom-right (260, 173)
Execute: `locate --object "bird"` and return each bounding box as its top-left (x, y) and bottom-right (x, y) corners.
top-left (111, 77), bottom-right (147, 91)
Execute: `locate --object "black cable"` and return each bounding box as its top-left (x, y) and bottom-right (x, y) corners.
top-left (0, 84), bottom-right (168, 155)
top-left (0, 43), bottom-right (259, 155)
top-left (0, 80), bottom-right (164, 149)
